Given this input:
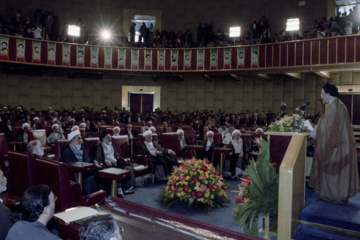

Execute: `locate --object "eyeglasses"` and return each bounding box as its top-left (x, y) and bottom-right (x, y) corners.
top-left (53, 195), bottom-right (58, 202)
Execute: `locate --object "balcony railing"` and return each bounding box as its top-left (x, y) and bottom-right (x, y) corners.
top-left (0, 34), bottom-right (359, 72)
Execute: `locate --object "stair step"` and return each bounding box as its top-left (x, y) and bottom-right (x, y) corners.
top-left (295, 224), bottom-right (360, 240)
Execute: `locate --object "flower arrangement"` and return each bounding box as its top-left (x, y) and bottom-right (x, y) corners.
top-left (159, 158), bottom-right (230, 213)
top-left (233, 140), bottom-right (279, 237)
top-left (269, 113), bottom-right (307, 132)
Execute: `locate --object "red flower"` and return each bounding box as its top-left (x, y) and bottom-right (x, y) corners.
top-left (221, 186), bottom-right (226, 191)
top-left (200, 165), bottom-right (208, 172)
top-left (179, 174), bottom-right (186, 181)
top-left (173, 187), bottom-right (178, 193)
top-left (195, 191), bottom-right (203, 198)
top-left (205, 160), bottom-right (210, 164)
top-left (169, 179), bottom-right (176, 185)
top-left (235, 196), bottom-right (244, 204)
top-left (183, 186), bottom-right (189, 193)
top-left (208, 185), bottom-right (214, 190)
top-left (191, 192), bottom-right (196, 197)
top-left (193, 177), bottom-right (198, 184)
top-left (241, 176), bottom-right (251, 186)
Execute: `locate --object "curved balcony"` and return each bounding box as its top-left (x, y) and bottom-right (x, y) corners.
top-left (0, 34), bottom-right (359, 74)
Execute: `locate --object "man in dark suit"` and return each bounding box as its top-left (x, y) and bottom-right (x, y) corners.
top-left (123, 124), bottom-right (140, 158)
top-left (202, 130), bottom-right (219, 161)
top-left (0, 169), bottom-right (16, 240)
top-left (62, 130), bottom-right (98, 195)
top-left (2, 120), bottom-right (13, 142)
top-left (141, 130), bottom-right (177, 181)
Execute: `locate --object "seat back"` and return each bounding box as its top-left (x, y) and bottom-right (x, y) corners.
top-left (111, 135), bottom-right (131, 159)
top-left (33, 158), bottom-right (75, 212)
top-left (183, 129), bottom-right (196, 145)
top-left (12, 126), bottom-right (22, 141)
top-left (29, 129), bottom-right (49, 147)
top-left (42, 125), bottom-right (53, 137)
top-left (136, 134), bottom-right (146, 155)
top-left (84, 137), bottom-right (101, 159)
top-left (54, 140), bottom-right (70, 161)
top-left (0, 133), bottom-right (8, 158)
top-left (162, 133), bottom-right (182, 155)
top-left (213, 133), bottom-right (222, 146)
top-left (7, 152), bottom-right (39, 197)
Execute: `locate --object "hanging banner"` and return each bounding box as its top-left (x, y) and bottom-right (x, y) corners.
top-left (0, 36), bottom-right (9, 60)
top-left (158, 49), bottom-right (165, 70)
top-left (16, 38), bottom-right (25, 62)
top-left (223, 48), bottom-right (231, 69)
top-left (171, 50), bottom-right (178, 70)
top-left (104, 47), bottom-right (112, 68)
top-left (210, 48), bottom-right (217, 70)
top-left (145, 49), bottom-right (152, 70)
top-left (47, 42), bottom-right (55, 65)
top-left (32, 41), bottom-right (41, 64)
top-left (91, 46), bottom-right (98, 68)
top-left (184, 49), bottom-right (191, 70)
top-left (131, 49), bottom-right (138, 69)
top-left (197, 49), bottom-right (204, 70)
top-left (118, 48), bottom-right (125, 69)
top-left (76, 45), bottom-right (84, 67)
top-left (251, 46), bottom-right (258, 68)
top-left (62, 44), bottom-right (70, 66)
top-left (237, 47), bottom-right (245, 69)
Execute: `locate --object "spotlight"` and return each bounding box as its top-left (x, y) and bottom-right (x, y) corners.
top-left (68, 25), bottom-right (80, 37)
top-left (101, 30), bottom-right (111, 40)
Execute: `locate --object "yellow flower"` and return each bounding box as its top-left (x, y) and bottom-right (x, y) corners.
top-left (205, 192), bottom-right (210, 198)
top-left (186, 176), bottom-right (190, 180)
top-left (204, 180), bottom-right (208, 184)
top-left (177, 192), bottom-right (181, 197)
top-left (200, 198), bottom-right (204, 202)
top-left (196, 182), bottom-right (200, 186)
top-left (181, 191), bottom-right (185, 196)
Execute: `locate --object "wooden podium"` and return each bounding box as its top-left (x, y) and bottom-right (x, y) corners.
top-left (264, 131), bottom-right (310, 170)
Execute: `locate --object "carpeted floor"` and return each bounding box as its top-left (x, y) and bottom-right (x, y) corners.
top-left (123, 175), bottom-right (277, 240)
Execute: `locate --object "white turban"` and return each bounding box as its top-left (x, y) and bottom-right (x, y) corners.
top-left (68, 130), bottom-right (80, 141)
top-left (143, 130), bottom-right (152, 137)
top-left (113, 126), bottom-right (120, 132)
top-left (70, 118), bottom-right (75, 122)
top-left (255, 128), bottom-right (264, 134)
top-left (79, 123), bottom-right (86, 128)
top-left (176, 129), bottom-right (184, 135)
top-left (149, 127), bottom-right (156, 132)
top-left (52, 118), bottom-right (58, 123)
top-left (52, 123), bottom-right (59, 130)
top-left (33, 117), bottom-right (39, 121)
top-left (22, 123), bottom-right (30, 130)
top-left (206, 131), bottom-right (214, 137)
top-left (232, 130), bottom-right (241, 136)
top-left (148, 121), bottom-right (152, 124)
top-left (71, 125), bottom-right (79, 132)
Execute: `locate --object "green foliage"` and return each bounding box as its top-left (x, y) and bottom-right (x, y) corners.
top-left (233, 139), bottom-right (279, 237)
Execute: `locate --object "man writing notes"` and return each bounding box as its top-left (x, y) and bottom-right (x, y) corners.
top-left (309, 83), bottom-right (359, 204)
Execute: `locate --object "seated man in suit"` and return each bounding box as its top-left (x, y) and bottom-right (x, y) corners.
top-left (79, 214), bottom-right (124, 240)
top-left (95, 131), bottom-right (135, 197)
top-left (47, 123), bottom-right (66, 144)
top-left (62, 130), bottom-right (98, 195)
top-left (6, 185), bottom-right (61, 240)
top-left (202, 131), bottom-right (219, 161)
top-left (123, 124), bottom-right (139, 158)
top-left (17, 123), bottom-right (31, 145)
top-left (141, 130), bottom-right (176, 181)
top-left (0, 169), bottom-right (16, 240)
top-left (2, 119), bottom-right (14, 142)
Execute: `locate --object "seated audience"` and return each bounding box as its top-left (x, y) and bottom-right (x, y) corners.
top-left (141, 130), bottom-right (176, 181)
top-left (202, 131), bottom-right (219, 161)
top-left (95, 131), bottom-right (135, 197)
top-left (47, 123), bottom-right (65, 144)
top-left (5, 185), bottom-right (61, 240)
top-left (79, 214), bottom-right (124, 240)
top-left (0, 169), bottom-right (16, 240)
top-left (112, 126), bottom-right (120, 136)
top-left (17, 123), bottom-right (31, 146)
top-left (62, 130), bottom-right (98, 195)
top-left (227, 130), bottom-right (245, 179)
top-left (27, 140), bottom-right (45, 157)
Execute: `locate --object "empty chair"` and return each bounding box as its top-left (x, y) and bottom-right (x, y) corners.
top-left (162, 133), bottom-right (191, 164)
top-left (54, 140), bottom-right (70, 161)
top-left (33, 157), bottom-right (107, 212)
top-left (29, 129), bottom-right (53, 154)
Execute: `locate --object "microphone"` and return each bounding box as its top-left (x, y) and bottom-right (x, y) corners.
top-left (296, 102), bottom-right (310, 111)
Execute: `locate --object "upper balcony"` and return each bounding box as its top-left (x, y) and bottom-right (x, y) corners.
top-left (1, 34), bottom-right (359, 77)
